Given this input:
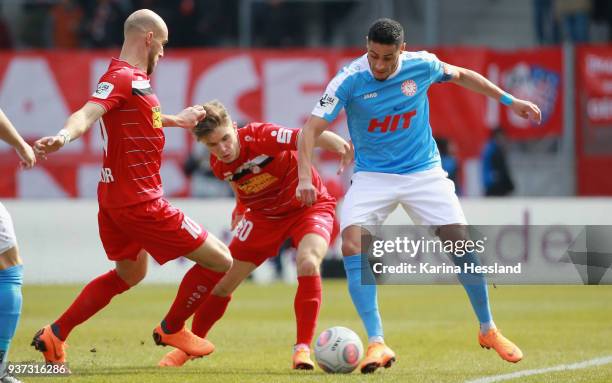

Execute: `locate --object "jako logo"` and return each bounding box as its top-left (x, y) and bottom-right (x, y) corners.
top-left (368, 111), bottom-right (417, 133)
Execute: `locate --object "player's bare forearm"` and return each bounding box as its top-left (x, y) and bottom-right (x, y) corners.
top-left (161, 114), bottom-right (179, 127)
top-left (298, 116), bottom-right (327, 181)
top-left (315, 131), bottom-right (348, 154)
top-left (0, 107), bottom-right (36, 168)
top-left (162, 105), bottom-right (206, 128)
top-left (0, 108), bottom-right (28, 150)
top-left (447, 65), bottom-right (505, 100)
top-left (34, 102), bottom-right (104, 157)
top-left (63, 103), bottom-right (105, 141)
top-left (315, 130), bottom-right (354, 175)
top-left (446, 64), bottom-right (542, 123)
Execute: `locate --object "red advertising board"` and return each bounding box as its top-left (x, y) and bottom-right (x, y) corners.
top-left (576, 45), bottom-right (612, 195)
top-left (0, 47), bottom-right (564, 198)
top-left (493, 47), bottom-right (563, 139)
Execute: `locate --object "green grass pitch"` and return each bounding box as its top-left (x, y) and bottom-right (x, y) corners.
top-left (9, 281), bottom-right (612, 383)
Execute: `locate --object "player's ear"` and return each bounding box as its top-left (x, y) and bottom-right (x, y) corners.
top-left (233, 121), bottom-right (238, 131)
top-left (145, 31), bottom-right (153, 46)
top-left (400, 42), bottom-right (406, 52)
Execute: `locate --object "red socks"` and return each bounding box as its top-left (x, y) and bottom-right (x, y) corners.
top-left (294, 275), bottom-right (322, 346)
top-left (161, 265), bottom-right (225, 334)
top-left (191, 294), bottom-right (232, 338)
top-left (52, 269), bottom-right (130, 341)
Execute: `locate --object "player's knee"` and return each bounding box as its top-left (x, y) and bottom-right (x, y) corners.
top-left (119, 269), bottom-right (146, 287)
top-left (0, 246), bottom-right (21, 270)
top-left (213, 246), bottom-right (233, 273)
top-left (199, 241), bottom-right (233, 273)
top-left (341, 238), bottom-right (361, 256)
top-left (437, 224), bottom-right (468, 243)
top-left (296, 253), bottom-right (321, 276)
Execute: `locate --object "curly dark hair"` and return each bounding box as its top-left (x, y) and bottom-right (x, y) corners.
top-left (367, 18), bottom-right (404, 46)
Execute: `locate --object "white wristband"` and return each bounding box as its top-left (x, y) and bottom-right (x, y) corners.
top-left (58, 129), bottom-right (71, 146)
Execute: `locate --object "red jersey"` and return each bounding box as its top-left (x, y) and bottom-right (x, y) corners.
top-left (88, 58), bottom-right (164, 208)
top-left (210, 123), bottom-right (334, 219)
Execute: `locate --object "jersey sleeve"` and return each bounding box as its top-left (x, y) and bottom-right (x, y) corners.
top-left (419, 51), bottom-right (451, 84)
top-left (311, 68), bottom-right (351, 122)
top-left (248, 122), bottom-right (300, 155)
top-left (87, 68), bottom-right (131, 112)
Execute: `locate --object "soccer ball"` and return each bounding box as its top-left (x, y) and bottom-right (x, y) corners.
top-left (314, 326), bottom-right (364, 373)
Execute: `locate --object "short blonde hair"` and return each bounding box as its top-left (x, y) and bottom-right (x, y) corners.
top-left (193, 100), bottom-right (232, 139)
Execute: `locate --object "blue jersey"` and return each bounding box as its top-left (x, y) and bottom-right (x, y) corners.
top-left (312, 51), bottom-right (448, 175)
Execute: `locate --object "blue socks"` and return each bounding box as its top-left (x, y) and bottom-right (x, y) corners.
top-left (451, 252), bottom-right (493, 327)
top-left (343, 255), bottom-right (383, 339)
top-left (0, 265), bottom-right (23, 370)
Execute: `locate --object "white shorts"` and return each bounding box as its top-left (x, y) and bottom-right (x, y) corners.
top-left (339, 167), bottom-right (467, 232)
top-left (0, 202), bottom-right (17, 254)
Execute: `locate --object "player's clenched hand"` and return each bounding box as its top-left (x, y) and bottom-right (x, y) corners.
top-left (509, 99), bottom-right (542, 124)
top-left (338, 140), bottom-right (354, 175)
top-left (296, 178), bottom-right (317, 207)
top-left (15, 142), bottom-right (36, 169)
top-left (33, 135), bottom-right (66, 159)
top-left (176, 105), bottom-right (206, 129)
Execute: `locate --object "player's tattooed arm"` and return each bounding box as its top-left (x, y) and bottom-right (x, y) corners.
top-left (296, 115), bottom-right (329, 206)
top-left (444, 62), bottom-right (542, 124)
top-left (314, 131), bottom-right (354, 175)
top-left (162, 105), bottom-right (206, 128)
top-left (34, 102), bottom-right (105, 158)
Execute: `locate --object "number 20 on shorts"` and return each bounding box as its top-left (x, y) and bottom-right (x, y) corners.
top-left (235, 219), bottom-right (253, 241)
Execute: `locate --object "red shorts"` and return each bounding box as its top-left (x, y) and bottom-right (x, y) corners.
top-left (229, 201), bottom-right (337, 266)
top-left (98, 197), bottom-right (208, 265)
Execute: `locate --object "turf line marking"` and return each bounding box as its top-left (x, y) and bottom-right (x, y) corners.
top-left (464, 355), bottom-right (612, 383)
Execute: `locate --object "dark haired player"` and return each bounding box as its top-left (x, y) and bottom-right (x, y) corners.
top-left (297, 18), bottom-right (541, 373)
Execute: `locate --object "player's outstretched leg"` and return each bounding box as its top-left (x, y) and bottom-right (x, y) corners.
top-left (153, 234), bottom-right (231, 357)
top-left (32, 252), bottom-right (146, 363)
top-left (439, 225), bottom-right (522, 363)
top-left (154, 265), bottom-right (223, 357)
top-left (292, 233), bottom-right (327, 370)
top-left (158, 259), bottom-right (254, 367)
top-left (157, 293), bottom-right (231, 367)
top-left (0, 246), bottom-right (23, 379)
top-left (341, 226), bottom-right (395, 374)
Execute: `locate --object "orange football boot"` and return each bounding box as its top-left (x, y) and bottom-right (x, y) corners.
top-left (292, 347), bottom-right (315, 370)
top-left (31, 325), bottom-right (67, 364)
top-left (158, 348), bottom-right (198, 367)
top-left (478, 328), bottom-right (523, 363)
top-left (153, 325), bottom-right (215, 357)
top-left (360, 342), bottom-right (396, 374)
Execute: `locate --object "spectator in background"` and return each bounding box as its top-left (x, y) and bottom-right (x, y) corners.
top-left (0, 16), bottom-right (13, 49)
top-left (436, 137), bottom-right (461, 194)
top-left (51, 0), bottom-right (84, 48)
top-left (20, 0), bottom-right (54, 48)
top-left (555, 0), bottom-right (591, 43)
top-left (481, 128), bottom-right (514, 196)
top-left (592, 0), bottom-right (612, 41)
top-left (252, 0), bottom-right (306, 46)
top-left (81, 0), bottom-right (128, 48)
top-left (534, 0), bottom-right (560, 44)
